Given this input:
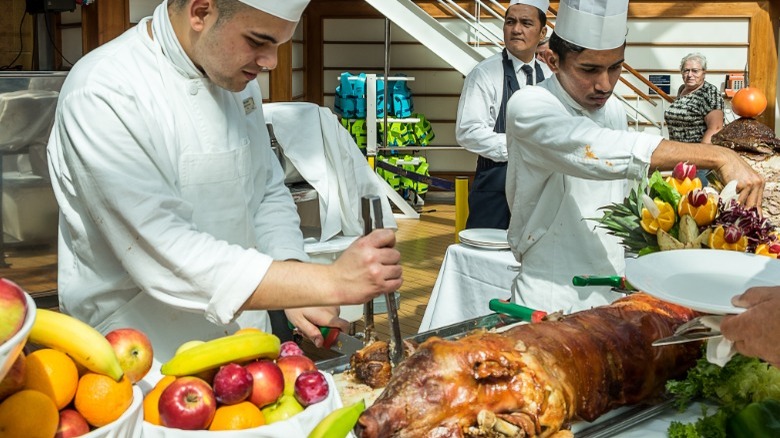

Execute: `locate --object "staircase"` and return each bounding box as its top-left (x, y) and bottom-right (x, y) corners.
top-left (363, 0), bottom-right (666, 131)
top-left (363, 0), bottom-right (484, 77)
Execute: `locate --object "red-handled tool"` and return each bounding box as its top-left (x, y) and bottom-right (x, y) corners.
top-left (287, 323), bottom-right (341, 349)
top-left (488, 299), bottom-right (547, 323)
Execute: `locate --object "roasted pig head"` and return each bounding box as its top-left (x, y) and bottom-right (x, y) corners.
top-left (355, 293), bottom-right (701, 438)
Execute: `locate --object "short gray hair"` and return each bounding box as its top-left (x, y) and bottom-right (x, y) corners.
top-left (680, 52), bottom-right (707, 71)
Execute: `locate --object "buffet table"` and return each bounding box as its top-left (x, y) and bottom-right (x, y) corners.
top-left (419, 243), bottom-right (520, 332)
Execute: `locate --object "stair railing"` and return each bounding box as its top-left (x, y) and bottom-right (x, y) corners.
top-left (437, 0), bottom-right (503, 48)
top-left (429, 0), bottom-right (673, 129)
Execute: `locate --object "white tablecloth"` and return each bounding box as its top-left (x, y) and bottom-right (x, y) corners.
top-left (419, 243), bottom-right (520, 332)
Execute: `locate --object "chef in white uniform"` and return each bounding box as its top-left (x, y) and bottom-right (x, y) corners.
top-left (505, 0), bottom-right (764, 314)
top-left (455, 0), bottom-right (551, 230)
top-left (47, 0), bottom-right (402, 364)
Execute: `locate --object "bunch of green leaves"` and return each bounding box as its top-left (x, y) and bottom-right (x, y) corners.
top-left (666, 352), bottom-right (780, 438)
top-left (647, 171), bottom-right (682, 211)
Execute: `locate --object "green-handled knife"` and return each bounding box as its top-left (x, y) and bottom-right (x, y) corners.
top-left (488, 299), bottom-right (547, 323)
top-left (572, 275), bottom-right (635, 291)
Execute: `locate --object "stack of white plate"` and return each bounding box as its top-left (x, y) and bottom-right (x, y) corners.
top-left (458, 228), bottom-right (510, 250)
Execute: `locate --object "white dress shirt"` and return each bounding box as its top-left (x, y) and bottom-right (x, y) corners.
top-left (456, 52), bottom-right (551, 162)
top-left (47, 5), bottom-right (306, 361)
top-left (505, 75), bottom-right (663, 313)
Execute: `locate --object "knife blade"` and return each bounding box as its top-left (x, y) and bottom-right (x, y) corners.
top-left (361, 196), bottom-right (375, 345)
top-left (371, 196), bottom-right (404, 367)
top-left (652, 332), bottom-right (723, 346)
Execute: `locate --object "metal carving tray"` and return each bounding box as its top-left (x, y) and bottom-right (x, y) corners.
top-left (316, 312), bottom-right (524, 374)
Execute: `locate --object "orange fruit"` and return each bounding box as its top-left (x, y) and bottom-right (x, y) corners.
top-left (24, 348), bottom-right (79, 409)
top-left (143, 375), bottom-right (176, 425)
top-left (209, 401), bottom-right (266, 431)
top-left (708, 225), bottom-right (748, 252)
top-left (74, 373), bottom-right (133, 427)
top-left (640, 199), bottom-right (676, 235)
top-left (0, 389), bottom-right (59, 437)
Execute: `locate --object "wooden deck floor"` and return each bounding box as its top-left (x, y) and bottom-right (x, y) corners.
top-left (0, 195), bottom-right (458, 341)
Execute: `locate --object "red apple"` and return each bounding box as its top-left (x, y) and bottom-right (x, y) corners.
top-left (294, 370), bottom-right (329, 407)
top-left (279, 341), bottom-right (304, 358)
top-left (158, 376), bottom-right (217, 430)
top-left (55, 409), bottom-right (90, 438)
top-left (212, 363), bottom-right (253, 405)
top-left (0, 278), bottom-right (27, 344)
top-left (105, 327), bottom-right (154, 384)
top-left (260, 394), bottom-right (304, 424)
top-left (0, 351), bottom-right (25, 401)
top-left (276, 355), bottom-right (316, 395)
top-left (244, 359), bottom-right (284, 408)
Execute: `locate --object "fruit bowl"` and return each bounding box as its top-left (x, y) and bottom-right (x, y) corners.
top-left (0, 292), bottom-right (35, 382)
top-left (83, 385), bottom-right (144, 437)
top-left (143, 371), bottom-right (344, 437)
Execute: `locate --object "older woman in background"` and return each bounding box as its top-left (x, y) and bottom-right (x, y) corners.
top-left (664, 53), bottom-right (724, 143)
top-left (664, 53), bottom-right (724, 182)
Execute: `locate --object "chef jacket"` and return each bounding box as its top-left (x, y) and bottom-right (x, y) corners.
top-left (47, 3), bottom-right (307, 362)
top-left (456, 51), bottom-right (551, 162)
top-left (505, 75), bottom-right (663, 314)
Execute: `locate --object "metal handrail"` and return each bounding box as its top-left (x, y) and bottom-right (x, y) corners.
top-left (428, 0), bottom-right (669, 129)
top-left (437, 0), bottom-right (503, 47)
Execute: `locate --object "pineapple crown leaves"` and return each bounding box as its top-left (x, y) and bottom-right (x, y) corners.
top-left (586, 180), bottom-right (659, 254)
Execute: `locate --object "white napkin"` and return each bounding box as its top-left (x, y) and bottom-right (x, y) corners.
top-left (700, 315), bottom-right (736, 367)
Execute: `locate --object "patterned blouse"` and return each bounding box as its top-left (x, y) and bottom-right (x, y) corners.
top-left (664, 81), bottom-right (724, 143)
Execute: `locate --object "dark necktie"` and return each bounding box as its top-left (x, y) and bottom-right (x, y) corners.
top-left (521, 64), bottom-right (534, 85)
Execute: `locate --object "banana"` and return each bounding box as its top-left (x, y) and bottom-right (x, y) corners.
top-left (308, 399), bottom-right (366, 438)
top-left (28, 308), bottom-right (124, 381)
top-left (161, 332), bottom-right (280, 376)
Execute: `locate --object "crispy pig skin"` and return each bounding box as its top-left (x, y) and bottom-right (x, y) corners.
top-left (355, 293), bottom-right (701, 438)
top-left (712, 117), bottom-right (780, 156)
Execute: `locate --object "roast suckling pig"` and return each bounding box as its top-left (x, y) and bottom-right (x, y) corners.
top-left (355, 293), bottom-right (701, 438)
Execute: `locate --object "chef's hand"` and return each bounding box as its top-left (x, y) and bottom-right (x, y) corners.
top-left (721, 286), bottom-right (780, 367)
top-left (331, 229), bottom-right (403, 303)
top-left (285, 307), bottom-right (348, 348)
top-left (714, 148), bottom-right (765, 210)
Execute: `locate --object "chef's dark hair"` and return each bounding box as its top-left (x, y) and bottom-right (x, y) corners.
top-left (169, 0), bottom-right (248, 25)
top-left (548, 32), bottom-right (585, 63)
top-left (504, 5), bottom-right (548, 27)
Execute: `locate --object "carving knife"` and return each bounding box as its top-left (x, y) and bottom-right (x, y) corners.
top-left (371, 196), bottom-right (404, 366)
top-left (361, 196), bottom-right (375, 345)
top-left (488, 299), bottom-right (547, 323)
top-left (572, 275), bottom-right (635, 293)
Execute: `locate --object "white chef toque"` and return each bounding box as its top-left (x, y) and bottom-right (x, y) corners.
top-left (508, 0), bottom-right (550, 13)
top-left (554, 0), bottom-right (628, 50)
top-left (237, 0), bottom-right (310, 22)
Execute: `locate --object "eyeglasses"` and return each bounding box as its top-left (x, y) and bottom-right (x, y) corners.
top-left (682, 68), bottom-right (703, 75)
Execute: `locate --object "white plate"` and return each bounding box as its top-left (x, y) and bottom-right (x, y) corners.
top-left (458, 228), bottom-right (510, 249)
top-left (625, 249), bottom-right (780, 314)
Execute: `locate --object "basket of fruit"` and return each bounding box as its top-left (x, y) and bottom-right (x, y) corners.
top-left (143, 330), bottom-right (348, 437)
top-left (0, 288), bottom-right (152, 437)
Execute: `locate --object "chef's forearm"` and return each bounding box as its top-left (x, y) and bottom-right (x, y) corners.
top-left (649, 139), bottom-right (728, 172)
top-left (241, 260), bottom-right (341, 310)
